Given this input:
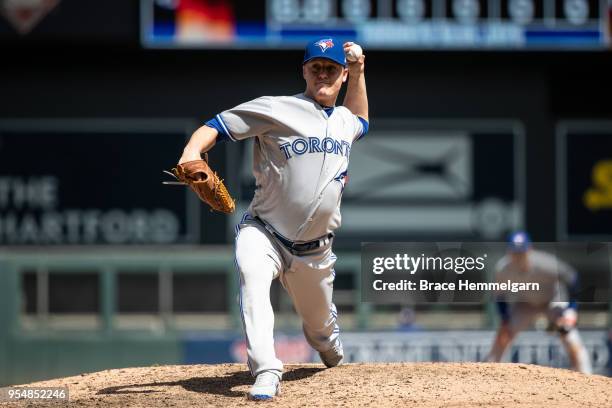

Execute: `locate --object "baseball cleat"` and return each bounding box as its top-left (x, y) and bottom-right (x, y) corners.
top-left (248, 371), bottom-right (281, 401)
top-left (319, 338), bottom-right (344, 368)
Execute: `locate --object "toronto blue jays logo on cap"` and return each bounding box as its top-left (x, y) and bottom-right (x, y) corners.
top-left (315, 38), bottom-right (334, 52)
top-left (304, 37), bottom-right (346, 66)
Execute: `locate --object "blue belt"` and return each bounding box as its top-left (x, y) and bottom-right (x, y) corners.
top-left (253, 216), bottom-right (333, 253)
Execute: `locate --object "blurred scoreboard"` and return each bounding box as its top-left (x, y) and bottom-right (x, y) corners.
top-left (141, 0), bottom-right (611, 49)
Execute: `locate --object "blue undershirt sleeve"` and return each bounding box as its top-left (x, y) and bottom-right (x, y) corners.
top-left (355, 116), bottom-right (369, 141)
top-left (204, 117), bottom-right (231, 143)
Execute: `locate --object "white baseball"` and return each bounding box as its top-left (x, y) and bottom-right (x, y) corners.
top-left (345, 43), bottom-right (363, 62)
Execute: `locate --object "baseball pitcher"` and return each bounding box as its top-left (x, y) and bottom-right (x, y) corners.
top-left (177, 37), bottom-right (368, 399)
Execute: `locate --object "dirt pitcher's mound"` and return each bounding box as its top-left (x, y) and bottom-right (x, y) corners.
top-left (7, 363), bottom-right (612, 407)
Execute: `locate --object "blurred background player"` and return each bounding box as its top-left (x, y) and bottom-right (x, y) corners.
top-left (487, 231), bottom-right (592, 374)
top-left (397, 306), bottom-right (421, 332)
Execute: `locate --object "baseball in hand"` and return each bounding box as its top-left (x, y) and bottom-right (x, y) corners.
top-left (345, 43), bottom-right (363, 62)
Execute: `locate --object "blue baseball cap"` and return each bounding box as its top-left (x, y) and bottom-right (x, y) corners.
top-left (303, 37), bottom-right (346, 67)
top-left (507, 231), bottom-right (532, 253)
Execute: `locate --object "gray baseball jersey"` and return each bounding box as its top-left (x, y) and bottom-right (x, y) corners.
top-left (495, 249), bottom-right (577, 306)
top-left (213, 93), bottom-right (367, 242)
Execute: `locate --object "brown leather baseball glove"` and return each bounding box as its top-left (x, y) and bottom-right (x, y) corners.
top-left (164, 154), bottom-right (235, 214)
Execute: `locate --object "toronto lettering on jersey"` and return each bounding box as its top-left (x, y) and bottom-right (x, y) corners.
top-left (279, 137), bottom-right (351, 159)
